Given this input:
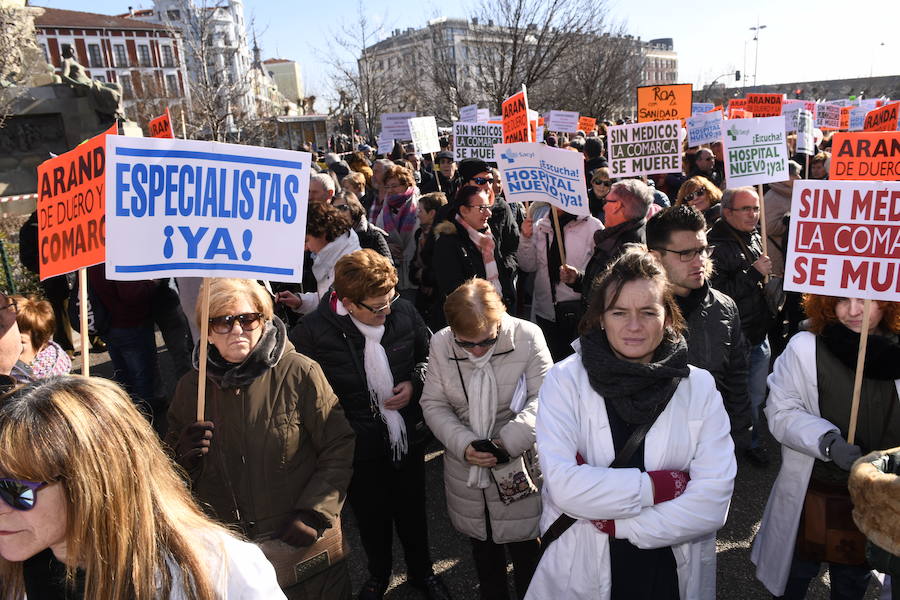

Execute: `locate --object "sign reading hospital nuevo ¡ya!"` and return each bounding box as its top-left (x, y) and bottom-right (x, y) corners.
top-left (606, 120), bottom-right (683, 177)
top-left (687, 110), bottom-right (723, 147)
top-left (105, 135), bottom-right (311, 281)
top-left (783, 180), bottom-right (900, 301)
top-left (380, 112), bottom-right (416, 140)
top-left (502, 88), bottom-right (530, 143)
top-left (636, 84), bottom-right (692, 122)
top-left (722, 116), bottom-right (789, 187)
top-left (407, 116), bottom-right (441, 154)
top-left (454, 122), bottom-right (503, 161)
top-left (36, 123), bottom-right (117, 280)
top-left (149, 108), bottom-right (174, 139)
top-left (493, 143), bottom-right (589, 216)
top-left (829, 131), bottom-right (900, 181)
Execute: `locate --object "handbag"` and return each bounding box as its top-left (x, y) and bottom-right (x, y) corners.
top-left (492, 454), bottom-right (539, 505)
top-left (256, 518), bottom-right (349, 587)
top-left (796, 478), bottom-right (867, 566)
top-left (547, 235), bottom-right (585, 331)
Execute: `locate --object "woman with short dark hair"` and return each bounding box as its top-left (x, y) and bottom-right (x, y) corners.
top-left (330, 191), bottom-right (391, 261)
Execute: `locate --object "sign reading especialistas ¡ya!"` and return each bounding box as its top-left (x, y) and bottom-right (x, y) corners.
top-left (784, 180), bottom-right (900, 301)
top-left (493, 143), bottom-right (589, 216)
top-left (454, 122), bottom-right (502, 161)
top-left (105, 135), bottom-right (311, 281)
top-left (606, 120), bottom-right (683, 177)
top-left (722, 116), bottom-right (789, 187)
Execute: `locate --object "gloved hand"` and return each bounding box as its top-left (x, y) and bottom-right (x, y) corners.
top-left (588, 518), bottom-right (615, 536)
top-left (175, 421), bottom-right (214, 470)
top-left (819, 430), bottom-right (862, 471)
top-left (277, 511), bottom-right (322, 547)
top-left (647, 470), bottom-right (691, 504)
top-left (731, 427), bottom-right (752, 454)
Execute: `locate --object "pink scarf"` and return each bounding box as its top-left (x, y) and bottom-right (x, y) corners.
top-left (455, 214), bottom-right (501, 293)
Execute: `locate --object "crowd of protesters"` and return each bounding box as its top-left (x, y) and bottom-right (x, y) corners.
top-left (0, 119), bottom-right (898, 600)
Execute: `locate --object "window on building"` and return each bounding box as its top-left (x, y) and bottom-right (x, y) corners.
top-left (166, 73), bottom-right (179, 97)
top-left (162, 45), bottom-right (174, 67)
top-left (114, 44), bottom-right (127, 67)
top-left (166, 9), bottom-right (180, 20)
top-left (40, 43), bottom-right (49, 63)
top-left (88, 44), bottom-right (103, 68)
top-left (119, 74), bottom-right (133, 98)
top-left (138, 45), bottom-right (151, 67)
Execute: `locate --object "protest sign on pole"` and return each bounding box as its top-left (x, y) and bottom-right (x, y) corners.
top-left (377, 131), bottom-right (394, 156)
top-left (105, 136), bottom-right (311, 281)
top-left (796, 110), bottom-right (815, 156)
top-left (149, 108), bottom-right (174, 139)
top-left (839, 106), bottom-right (852, 131)
top-left (606, 120), bottom-right (683, 177)
top-left (546, 110), bottom-right (580, 133)
top-left (722, 116), bottom-right (789, 188)
top-left (863, 101), bottom-right (900, 132)
top-left (728, 98), bottom-right (748, 118)
top-left (578, 116), bottom-right (596, 134)
top-left (380, 112), bottom-right (417, 140)
top-left (408, 116), bottom-right (441, 154)
top-left (528, 109), bottom-right (539, 143)
top-left (815, 102), bottom-right (842, 130)
top-left (502, 87), bottom-right (530, 143)
top-left (849, 106), bottom-right (869, 131)
top-left (745, 93), bottom-right (784, 118)
top-left (476, 108), bottom-right (490, 122)
top-left (687, 110), bottom-right (723, 147)
top-left (493, 143), bottom-right (589, 216)
top-left (729, 109), bottom-right (753, 119)
top-left (782, 103), bottom-right (801, 133)
top-left (829, 131), bottom-right (900, 180)
top-left (536, 125), bottom-right (545, 142)
top-left (692, 102), bottom-right (715, 115)
top-left (459, 104), bottom-right (478, 123)
top-left (636, 84), bottom-right (692, 122)
top-left (453, 122), bottom-right (503, 161)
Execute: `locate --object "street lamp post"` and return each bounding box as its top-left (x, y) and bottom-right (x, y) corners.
top-left (750, 20), bottom-right (767, 90)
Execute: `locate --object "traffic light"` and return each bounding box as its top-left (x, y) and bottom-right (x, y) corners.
top-left (735, 70), bottom-right (741, 81)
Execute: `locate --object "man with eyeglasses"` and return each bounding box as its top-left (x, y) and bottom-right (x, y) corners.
top-left (648, 206), bottom-right (751, 452)
top-left (690, 148), bottom-right (724, 189)
top-left (708, 187), bottom-right (774, 467)
top-left (0, 292), bottom-right (23, 389)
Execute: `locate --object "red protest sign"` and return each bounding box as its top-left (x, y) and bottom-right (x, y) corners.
top-left (829, 131), bottom-right (900, 180)
top-left (578, 116), bottom-right (596, 134)
top-left (148, 107), bottom-right (174, 138)
top-left (502, 88), bottom-right (530, 143)
top-left (863, 101), bottom-right (900, 132)
top-left (728, 98), bottom-right (747, 118)
top-left (729, 109), bottom-right (753, 119)
top-left (36, 124), bottom-right (116, 280)
top-left (745, 93), bottom-right (784, 117)
top-left (839, 106), bottom-right (852, 131)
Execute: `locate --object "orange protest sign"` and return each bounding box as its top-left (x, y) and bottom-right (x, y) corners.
top-left (727, 98), bottom-right (747, 118)
top-left (710, 105), bottom-right (723, 113)
top-left (729, 109), bottom-right (753, 119)
top-left (36, 124), bottom-right (116, 280)
top-left (502, 88), bottom-right (530, 143)
top-left (829, 131), bottom-right (900, 180)
top-left (636, 84), bottom-right (692, 122)
top-left (863, 101), bottom-right (900, 132)
top-left (578, 116), bottom-right (596, 134)
top-left (839, 106), bottom-right (852, 131)
top-left (148, 107), bottom-right (174, 138)
top-left (538, 117), bottom-right (545, 127)
top-left (745, 93), bottom-right (783, 117)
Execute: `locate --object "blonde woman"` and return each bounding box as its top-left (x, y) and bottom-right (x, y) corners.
top-left (0, 375), bottom-right (285, 599)
top-left (675, 176), bottom-right (722, 227)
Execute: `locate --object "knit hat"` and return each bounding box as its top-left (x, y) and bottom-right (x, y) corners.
top-left (458, 158), bottom-right (490, 183)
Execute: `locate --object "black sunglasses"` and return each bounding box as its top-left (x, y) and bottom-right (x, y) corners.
top-left (592, 179), bottom-right (613, 186)
top-left (209, 312), bottom-right (265, 334)
top-left (682, 189), bottom-right (707, 202)
top-left (471, 176), bottom-right (495, 185)
top-left (0, 478), bottom-right (48, 511)
top-left (454, 334), bottom-right (499, 349)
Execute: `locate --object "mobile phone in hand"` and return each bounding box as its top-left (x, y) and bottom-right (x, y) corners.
top-left (471, 439), bottom-right (510, 464)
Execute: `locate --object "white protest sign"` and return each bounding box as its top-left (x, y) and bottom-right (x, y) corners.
top-left (784, 180), bottom-right (900, 301)
top-left (546, 110), bottom-right (580, 133)
top-left (849, 107), bottom-right (869, 131)
top-left (692, 102), bottom-right (715, 115)
top-left (858, 99), bottom-right (882, 111)
top-left (687, 110), bottom-right (723, 146)
top-left (408, 116), bottom-right (441, 154)
top-left (796, 110), bottom-right (815, 156)
top-left (477, 109), bottom-right (490, 122)
top-left (459, 104), bottom-right (478, 123)
top-left (493, 143), bottom-right (589, 216)
top-left (536, 125), bottom-right (545, 141)
top-left (815, 102), bottom-right (841, 129)
top-left (380, 112), bottom-right (416, 140)
top-left (722, 116), bottom-right (789, 187)
top-left (782, 103), bottom-right (801, 133)
top-left (105, 136), bottom-right (310, 281)
top-left (454, 122), bottom-right (503, 161)
top-left (606, 120), bottom-right (683, 177)
top-left (377, 131), bottom-right (394, 155)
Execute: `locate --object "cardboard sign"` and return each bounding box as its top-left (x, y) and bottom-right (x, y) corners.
top-left (578, 116), bottom-right (597, 134)
top-left (782, 103), bottom-right (802, 133)
top-left (376, 131), bottom-right (394, 156)
top-left (476, 109), bottom-right (490, 122)
top-left (722, 116), bottom-right (790, 187)
top-left (36, 124), bottom-right (116, 280)
top-left (728, 98), bottom-right (748, 118)
top-left (636, 84), bottom-right (692, 122)
top-left (796, 110), bottom-right (815, 156)
top-left (149, 108), bottom-right (174, 139)
top-left (606, 120), bottom-right (683, 177)
top-left (863, 102), bottom-right (900, 132)
top-left (687, 110), bottom-right (723, 147)
top-left (546, 110), bottom-right (580, 133)
top-left (746, 93), bottom-right (784, 118)
top-left (502, 88), bottom-right (530, 143)
top-left (105, 136), bottom-right (311, 281)
top-left (407, 116), bottom-right (441, 154)
top-left (454, 122), bottom-right (503, 162)
top-left (493, 143), bottom-right (589, 216)
top-left (730, 109), bottom-right (753, 119)
top-left (459, 104), bottom-right (478, 123)
top-left (849, 107), bottom-right (869, 131)
top-left (692, 102), bottom-right (715, 115)
top-left (380, 112), bottom-right (417, 141)
top-left (829, 131), bottom-right (900, 181)
top-left (784, 180), bottom-right (900, 301)
top-left (816, 102), bottom-right (842, 130)
top-left (840, 106), bottom-right (852, 131)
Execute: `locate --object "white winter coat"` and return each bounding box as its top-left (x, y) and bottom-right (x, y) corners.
top-left (421, 315), bottom-right (553, 543)
top-left (527, 355), bottom-right (736, 600)
top-left (751, 331), bottom-right (900, 595)
top-left (517, 215), bottom-right (603, 321)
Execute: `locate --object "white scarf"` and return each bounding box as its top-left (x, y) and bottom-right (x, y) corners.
top-left (347, 312), bottom-right (408, 461)
top-left (465, 346), bottom-right (498, 488)
top-left (312, 229), bottom-right (361, 297)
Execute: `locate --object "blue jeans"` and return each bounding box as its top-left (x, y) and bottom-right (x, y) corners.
top-left (748, 337), bottom-right (771, 448)
top-left (777, 555), bottom-right (871, 599)
top-left (102, 322), bottom-right (161, 413)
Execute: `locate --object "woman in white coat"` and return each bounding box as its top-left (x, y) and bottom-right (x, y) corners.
top-left (528, 248), bottom-right (736, 600)
top-left (421, 278), bottom-right (552, 599)
top-left (752, 295), bottom-right (900, 599)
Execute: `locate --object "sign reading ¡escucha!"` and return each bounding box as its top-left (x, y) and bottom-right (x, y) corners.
top-left (722, 116), bottom-right (789, 187)
top-left (493, 143), bottom-right (589, 216)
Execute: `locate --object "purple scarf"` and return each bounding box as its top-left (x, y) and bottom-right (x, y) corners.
top-left (376, 187), bottom-right (418, 234)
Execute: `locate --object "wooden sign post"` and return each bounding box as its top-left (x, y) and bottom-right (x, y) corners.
top-left (847, 299), bottom-right (873, 445)
top-left (196, 278), bottom-right (211, 421)
top-left (78, 268), bottom-right (89, 376)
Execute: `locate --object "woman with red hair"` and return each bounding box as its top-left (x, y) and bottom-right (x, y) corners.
top-left (752, 295), bottom-right (900, 599)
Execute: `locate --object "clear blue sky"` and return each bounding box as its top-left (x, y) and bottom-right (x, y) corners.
top-left (36, 0), bottom-right (898, 111)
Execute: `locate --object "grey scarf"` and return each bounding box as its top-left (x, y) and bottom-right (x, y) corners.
top-left (193, 317), bottom-right (287, 389)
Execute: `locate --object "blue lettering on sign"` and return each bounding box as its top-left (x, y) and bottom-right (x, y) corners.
top-left (503, 165), bottom-right (585, 208)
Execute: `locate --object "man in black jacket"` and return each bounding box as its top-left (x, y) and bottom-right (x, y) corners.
top-left (708, 186), bottom-right (774, 466)
top-left (404, 147), bottom-right (438, 194)
top-left (648, 206), bottom-right (751, 452)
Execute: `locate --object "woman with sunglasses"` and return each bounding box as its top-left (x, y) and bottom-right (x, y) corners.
top-left (421, 279), bottom-right (552, 599)
top-left (167, 278), bottom-right (356, 600)
top-left (588, 167), bottom-right (615, 221)
top-left (330, 190), bottom-right (392, 261)
top-left (0, 375), bottom-right (285, 599)
top-left (291, 250), bottom-right (450, 600)
top-left (674, 176), bottom-right (722, 228)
